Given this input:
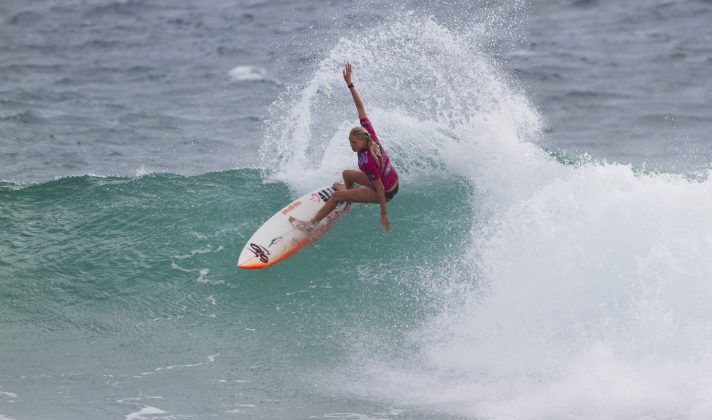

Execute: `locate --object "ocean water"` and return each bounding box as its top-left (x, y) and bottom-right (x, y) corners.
top-left (2, 1), bottom-right (712, 419)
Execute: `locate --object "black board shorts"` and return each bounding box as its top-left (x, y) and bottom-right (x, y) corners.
top-left (385, 183), bottom-right (399, 200)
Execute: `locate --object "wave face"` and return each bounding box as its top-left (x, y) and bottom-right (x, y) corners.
top-left (2, 7), bottom-right (712, 420)
top-left (0, 170), bottom-right (472, 419)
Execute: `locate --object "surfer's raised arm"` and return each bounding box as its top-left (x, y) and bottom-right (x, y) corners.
top-left (343, 63), bottom-right (367, 120)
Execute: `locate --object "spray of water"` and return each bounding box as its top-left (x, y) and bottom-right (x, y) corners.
top-left (262, 10), bottom-right (712, 420)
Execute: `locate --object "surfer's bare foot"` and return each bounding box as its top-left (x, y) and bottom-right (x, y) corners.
top-left (333, 182), bottom-right (346, 191)
top-left (289, 216), bottom-right (316, 232)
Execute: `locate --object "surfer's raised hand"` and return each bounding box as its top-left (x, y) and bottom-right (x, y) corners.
top-left (344, 63), bottom-right (367, 119)
top-left (343, 63), bottom-right (353, 86)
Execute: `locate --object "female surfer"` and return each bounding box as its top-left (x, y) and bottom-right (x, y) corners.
top-left (290, 63), bottom-right (399, 232)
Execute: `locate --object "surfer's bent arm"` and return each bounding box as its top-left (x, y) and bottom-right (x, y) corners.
top-left (343, 63), bottom-right (367, 120)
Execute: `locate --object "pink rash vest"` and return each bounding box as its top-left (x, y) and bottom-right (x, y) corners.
top-left (357, 118), bottom-right (399, 191)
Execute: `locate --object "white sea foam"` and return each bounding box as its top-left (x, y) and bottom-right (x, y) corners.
top-left (268, 13), bottom-right (712, 420)
top-left (135, 165), bottom-right (152, 177)
top-left (228, 65), bottom-right (267, 82)
top-left (116, 396), bottom-right (163, 404)
top-left (141, 362), bottom-right (203, 375)
top-left (315, 413), bottom-right (389, 420)
top-left (173, 246), bottom-right (218, 260)
top-left (125, 406), bottom-right (166, 420)
top-left (196, 268), bottom-right (223, 284)
top-left (364, 164), bottom-right (712, 419)
top-left (169, 262), bottom-right (192, 272)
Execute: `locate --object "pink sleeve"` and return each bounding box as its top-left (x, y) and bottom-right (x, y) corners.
top-left (360, 118), bottom-right (379, 144)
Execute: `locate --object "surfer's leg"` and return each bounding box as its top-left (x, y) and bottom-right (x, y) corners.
top-left (310, 187), bottom-right (378, 225)
top-left (341, 170), bottom-right (370, 190)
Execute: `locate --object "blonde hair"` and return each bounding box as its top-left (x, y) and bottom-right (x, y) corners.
top-left (350, 126), bottom-right (382, 169)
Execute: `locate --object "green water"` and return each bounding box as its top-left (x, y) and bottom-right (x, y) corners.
top-left (0, 169), bottom-right (471, 419)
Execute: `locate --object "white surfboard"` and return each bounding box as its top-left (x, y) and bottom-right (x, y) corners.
top-left (237, 185), bottom-right (351, 269)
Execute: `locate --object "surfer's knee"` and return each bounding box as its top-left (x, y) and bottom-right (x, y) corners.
top-left (332, 190), bottom-right (347, 202)
top-left (342, 169), bottom-right (356, 182)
